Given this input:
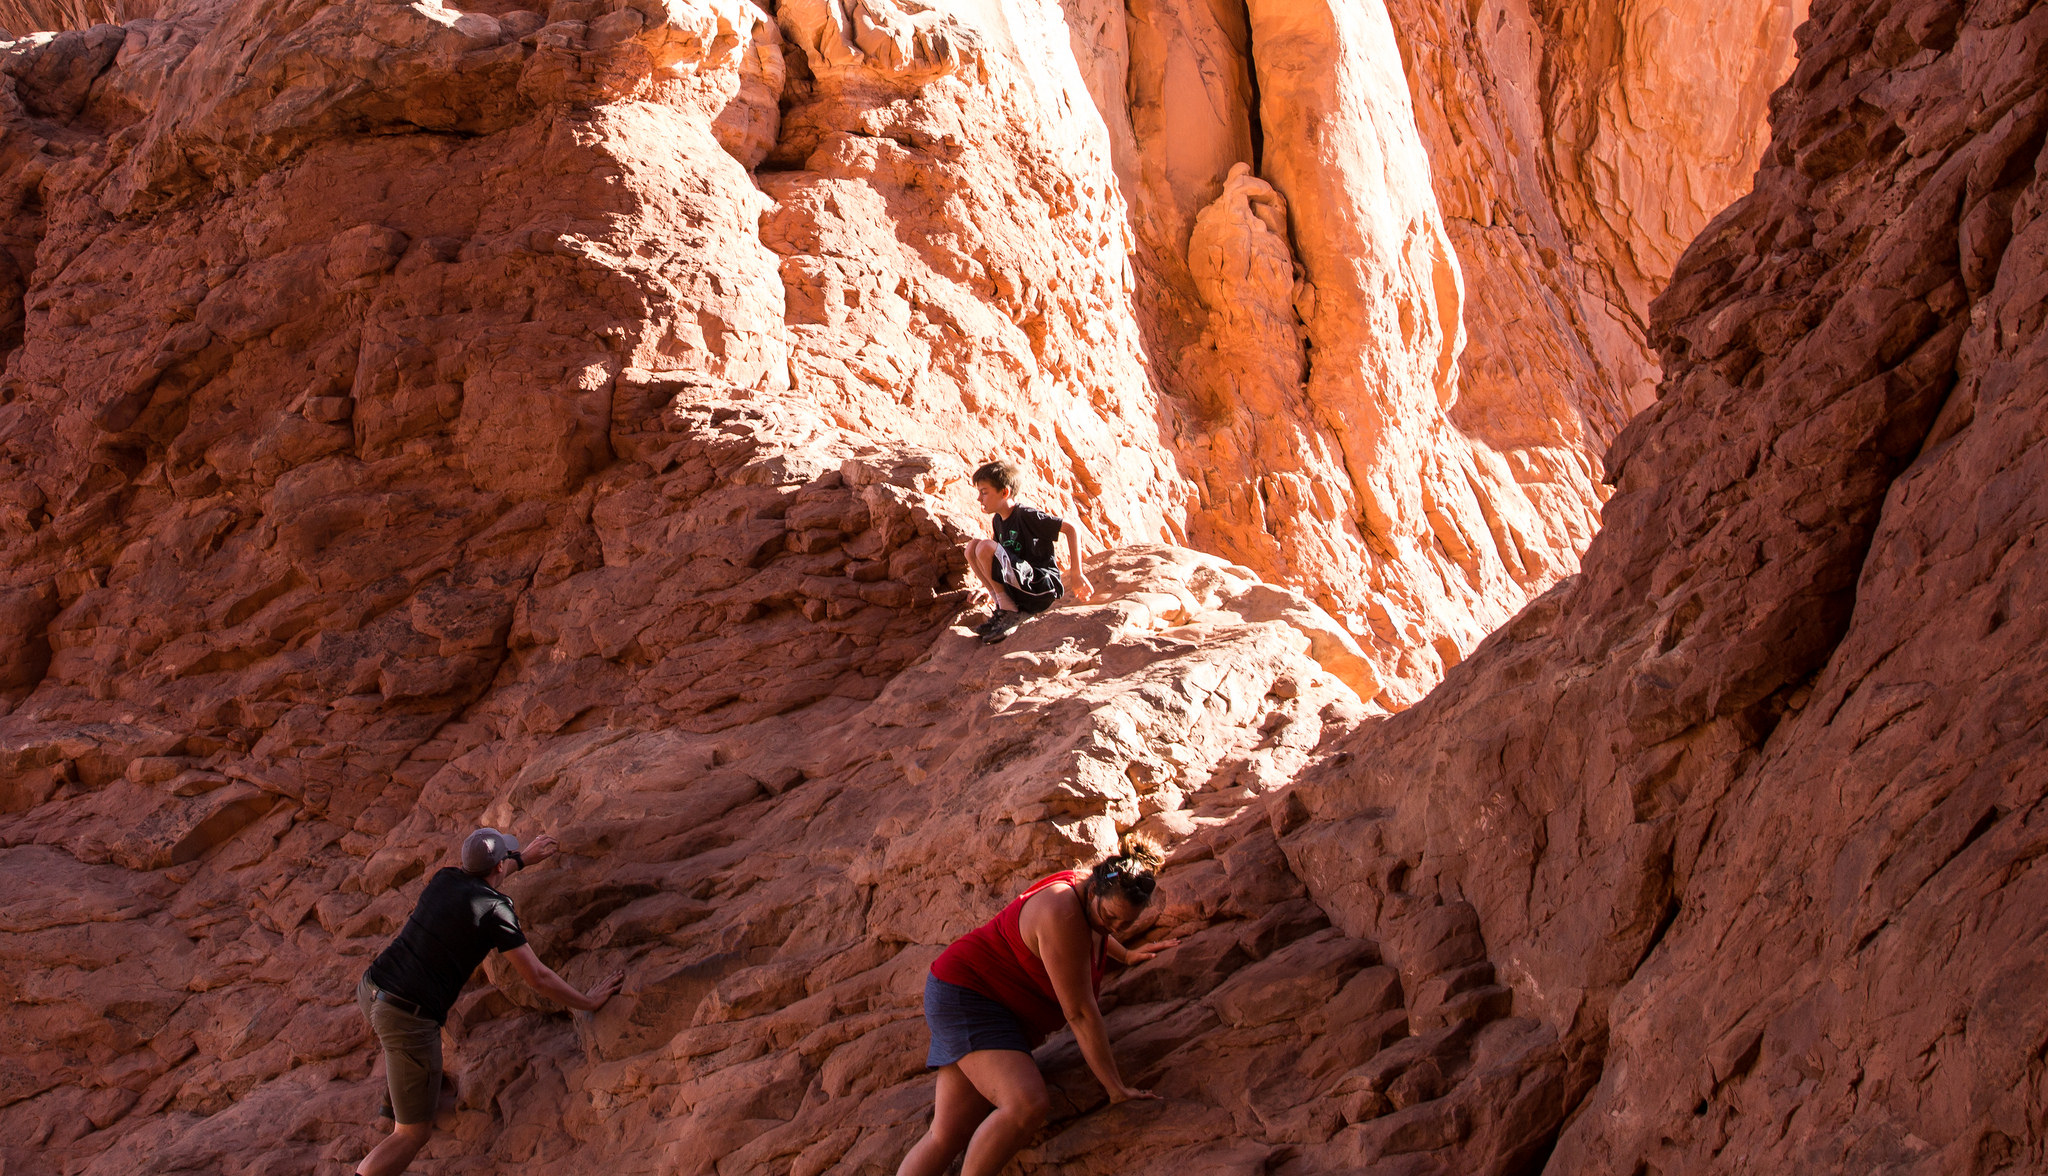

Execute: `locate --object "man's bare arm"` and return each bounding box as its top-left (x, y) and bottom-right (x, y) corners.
top-left (519, 833), bottom-right (560, 866)
top-left (1033, 892), bottom-right (1150, 1103)
top-left (503, 945), bottom-right (622, 1012)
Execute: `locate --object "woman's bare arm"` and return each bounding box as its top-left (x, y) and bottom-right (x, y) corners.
top-left (1027, 889), bottom-right (1150, 1103)
top-left (1105, 934), bottom-right (1181, 966)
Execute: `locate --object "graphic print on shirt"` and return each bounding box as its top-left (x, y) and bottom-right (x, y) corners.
top-left (993, 506), bottom-right (1063, 571)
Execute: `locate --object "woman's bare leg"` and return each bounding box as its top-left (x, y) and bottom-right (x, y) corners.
top-left (897, 1064), bottom-right (994, 1176)
top-left (954, 1049), bottom-right (1050, 1176)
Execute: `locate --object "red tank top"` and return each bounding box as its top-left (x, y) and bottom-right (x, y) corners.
top-left (929, 869), bottom-right (1108, 1040)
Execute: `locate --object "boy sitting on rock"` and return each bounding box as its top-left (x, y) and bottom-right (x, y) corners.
top-left (963, 460), bottom-right (1093, 643)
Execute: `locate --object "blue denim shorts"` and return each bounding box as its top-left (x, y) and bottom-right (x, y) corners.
top-left (924, 975), bottom-right (1034, 1067)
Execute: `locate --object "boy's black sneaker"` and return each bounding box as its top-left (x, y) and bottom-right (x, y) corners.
top-left (980, 610), bottom-right (1025, 644)
top-left (974, 609), bottom-right (1016, 637)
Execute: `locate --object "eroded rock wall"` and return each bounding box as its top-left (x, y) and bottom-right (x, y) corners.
top-left (0, 1), bottom-right (152, 38)
top-left (0, 0), bottom-right (1390, 1171)
top-left (1057, 0), bottom-right (1807, 700)
top-left (1391, 0), bottom-right (1811, 641)
top-left (1283, 0), bottom-right (2048, 1171)
top-left (0, 3), bottom-right (1802, 711)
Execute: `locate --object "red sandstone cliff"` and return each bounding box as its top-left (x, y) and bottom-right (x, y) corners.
top-left (1281, 0), bottom-right (2048, 1169)
top-left (4, 0), bottom-right (2036, 1174)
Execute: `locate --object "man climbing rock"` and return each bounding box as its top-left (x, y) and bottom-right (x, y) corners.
top-left (352, 828), bottom-right (623, 1176)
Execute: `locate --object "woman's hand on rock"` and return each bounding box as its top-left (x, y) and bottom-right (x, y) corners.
top-left (1123, 936), bottom-right (1181, 965)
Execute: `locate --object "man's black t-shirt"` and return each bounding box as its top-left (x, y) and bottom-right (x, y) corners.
top-left (993, 505), bottom-right (1063, 572)
top-left (367, 867), bottom-right (528, 1022)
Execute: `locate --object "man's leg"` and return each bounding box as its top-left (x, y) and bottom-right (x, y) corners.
top-left (358, 993), bottom-right (444, 1176)
top-left (896, 1064), bottom-right (994, 1176)
top-left (356, 1122), bottom-right (432, 1176)
top-left (964, 539), bottom-right (1019, 612)
top-left (953, 1049), bottom-right (1051, 1176)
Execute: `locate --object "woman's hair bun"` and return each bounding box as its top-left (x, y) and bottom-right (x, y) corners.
top-left (1116, 831), bottom-right (1165, 872)
top-left (1089, 830), bottom-right (1165, 907)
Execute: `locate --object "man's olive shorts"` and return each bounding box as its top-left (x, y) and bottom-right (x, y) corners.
top-left (357, 973), bottom-right (442, 1125)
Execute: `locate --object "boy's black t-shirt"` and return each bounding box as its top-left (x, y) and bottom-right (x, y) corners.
top-left (367, 866), bottom-right (528, 1022)
top-left (993, 505), bottom-right (1064, 571)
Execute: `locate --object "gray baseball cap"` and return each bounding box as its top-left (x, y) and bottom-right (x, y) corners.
top-left (461, 827), bottom-right (522, 875)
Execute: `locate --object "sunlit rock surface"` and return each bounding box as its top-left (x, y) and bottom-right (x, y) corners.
top-left (1087, 0), bottom-right (1808, 700)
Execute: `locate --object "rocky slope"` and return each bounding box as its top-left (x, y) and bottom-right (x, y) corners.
top-left (5, 0), bottom-right (2013, 1175)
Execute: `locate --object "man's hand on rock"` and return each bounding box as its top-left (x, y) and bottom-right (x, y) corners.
top-left (522, 834), bottom-right (560, 866)
top-left (583, 967), bottom-right (626, 1011)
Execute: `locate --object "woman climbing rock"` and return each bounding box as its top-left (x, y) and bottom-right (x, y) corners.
top-left (897, 834), bottom-right (1180, 1176)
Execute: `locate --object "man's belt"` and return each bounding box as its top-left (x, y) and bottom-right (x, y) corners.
top-left (369, 980), bottom-right (430, 1019)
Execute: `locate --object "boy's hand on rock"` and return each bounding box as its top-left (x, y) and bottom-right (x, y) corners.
top-left (1072, 573), bottom-right (1095, 602)
top-left (1108, 1086), bottom-right (1158, 1105)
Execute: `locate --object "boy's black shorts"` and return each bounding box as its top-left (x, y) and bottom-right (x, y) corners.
top-left (993, 548), bottom-right (1062, 614)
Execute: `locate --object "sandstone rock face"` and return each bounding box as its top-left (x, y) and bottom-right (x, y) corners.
top-left (0, 0), bottom-right (1802, 709)
top-left (4, 539), bottom-right (1386, 1175)
top-left (0, 1), bottom-right (1859, 1176)
top-left (1374, 0), bottom-right (1811, 694)
top-left (1286, 0), bottom-right (2048, 1172)
top-left (1060, 0), bottom-right (1809, 700)
top-left (0, 1), bottom-right (149, 39)
top-left (1182, 0), bottom-right (1486, 696)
